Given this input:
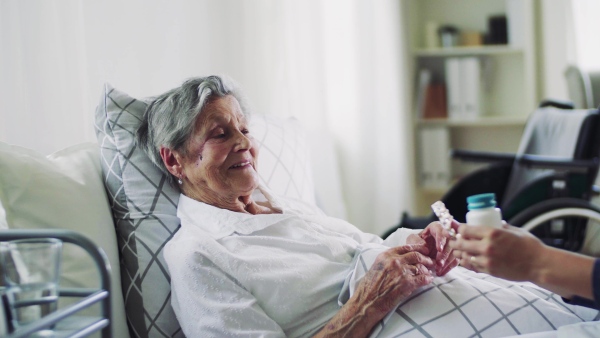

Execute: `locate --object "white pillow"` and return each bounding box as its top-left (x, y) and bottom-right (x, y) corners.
top-left (250, 114), bottom-right (316, 205)
top-left (0, 141), bottom-right (130, 338)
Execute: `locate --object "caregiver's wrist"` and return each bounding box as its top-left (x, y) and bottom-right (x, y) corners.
top-left (529, 244), bottom-right (555, 285)
top-left (530, 246), bottom-right (595, 300)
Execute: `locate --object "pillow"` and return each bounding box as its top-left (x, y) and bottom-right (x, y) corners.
top-left (250, 115), bottom-right (316, 204)
top-left (94, 83), bottom-right (316, 338)
top-left (0, 141), bottom-right (130, 338)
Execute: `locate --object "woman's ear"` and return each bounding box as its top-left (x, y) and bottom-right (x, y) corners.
top-left (160, 146), bottom-right (183, 177)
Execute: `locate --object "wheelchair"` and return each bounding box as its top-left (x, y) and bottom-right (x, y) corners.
top-left (384, 100), bottom-right (600, 252)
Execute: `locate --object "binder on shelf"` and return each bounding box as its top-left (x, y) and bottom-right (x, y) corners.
top-left (444, 57), bottom-right (483, 120)
top-left (418, 126), bottom-right (450, 189)
top-left (461, 57), bottom-right (482, 119)
top-left (445, 58), bottom-right (462, 119)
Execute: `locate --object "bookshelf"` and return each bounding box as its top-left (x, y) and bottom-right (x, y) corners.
top-left (403, 0), bottom-right (538, 215)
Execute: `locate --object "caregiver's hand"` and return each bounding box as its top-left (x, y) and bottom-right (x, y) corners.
top-left (407, 221), bottom-right (459, 276)
top-left (449, 223), bottom-right (544, 281)
top-left (448, 223), bottom-right (595, 301)
top-left (314, 245), bottom-right (434, 338)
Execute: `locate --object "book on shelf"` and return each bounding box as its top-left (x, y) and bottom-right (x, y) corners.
top-left (415, 68), bottom-right (448, 119)
top-left (445, 56), bottom-right (484, 120)
top-left (423, 84), bottom-right (447, 119)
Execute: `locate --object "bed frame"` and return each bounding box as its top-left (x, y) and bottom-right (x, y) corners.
top-left (0, 229), bottom-right (111, 338)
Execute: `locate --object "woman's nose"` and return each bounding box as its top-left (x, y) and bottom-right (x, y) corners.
top-left (233, 131), bottom-right (252, 151)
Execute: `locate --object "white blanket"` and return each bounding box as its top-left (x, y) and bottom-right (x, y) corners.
top-left (340, 244), bottom-right (600, 338)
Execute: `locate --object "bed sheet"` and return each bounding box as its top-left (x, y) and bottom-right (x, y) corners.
top-left (341, 244), bottom-right (600, 338)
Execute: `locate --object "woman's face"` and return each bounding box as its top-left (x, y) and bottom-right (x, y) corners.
top-left (178, 95), bottom-right (259, 203)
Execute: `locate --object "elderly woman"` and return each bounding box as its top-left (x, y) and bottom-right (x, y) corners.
top-left (137, 76), bottom-right (599, 338)
top-left (136, 75), bottom-right (457, 337)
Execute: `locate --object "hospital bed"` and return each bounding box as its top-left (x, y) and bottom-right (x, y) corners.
top-left (1, 86), bottom-right (600, 337)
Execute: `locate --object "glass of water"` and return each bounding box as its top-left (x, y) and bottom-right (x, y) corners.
top-left (2, 238), bottom-right (62, 334)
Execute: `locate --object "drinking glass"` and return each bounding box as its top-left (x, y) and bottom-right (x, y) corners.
top-left (2, 238), bottom-right (62, 334)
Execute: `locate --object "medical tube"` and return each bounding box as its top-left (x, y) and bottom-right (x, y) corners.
top-left (465, 193), bottom-right (503, 228)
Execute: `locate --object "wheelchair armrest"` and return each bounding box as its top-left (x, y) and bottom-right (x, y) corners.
top-left (538, 99), bottom-right (575, 110)
top-left (517, 154), bottom-right (599, 173)
top-left (450, 149), bottom-right (516, 163)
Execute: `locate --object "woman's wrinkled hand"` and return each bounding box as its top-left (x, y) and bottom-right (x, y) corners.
top-left (407, 221), bottom-right (459, 276)
top-left (449, 223), bottom-right (544, 281)
top-left (353, 244), bottom-right (435, 318)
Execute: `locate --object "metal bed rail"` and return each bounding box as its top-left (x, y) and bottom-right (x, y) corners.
top-left (0, 229), bottom-right (112, 338)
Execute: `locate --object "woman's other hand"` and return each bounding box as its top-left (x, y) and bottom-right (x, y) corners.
top-left (314, 245), bottom-right (435, 337)
top-left (354, 245), bottom-right (435, 318)
top-left (449, 223), bottom-right (545, 281)
top-left (407, 221), bottom-right (459, 276)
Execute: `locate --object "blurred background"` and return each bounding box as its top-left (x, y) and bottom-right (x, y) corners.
top-left (1, 0), bottom-right (599, 236)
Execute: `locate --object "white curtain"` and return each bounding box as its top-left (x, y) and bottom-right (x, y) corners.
top-left (0, 0), bottom-right (412, 235)
top-left (529, 0), bottom-right (600, 105)
top-left (570, 0), bottom-right (600, 71)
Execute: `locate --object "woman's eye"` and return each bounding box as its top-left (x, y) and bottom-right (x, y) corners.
top-left (211, 128), bottom-right (226, 138)
top-left (241, 128), bottom-right (249, 135)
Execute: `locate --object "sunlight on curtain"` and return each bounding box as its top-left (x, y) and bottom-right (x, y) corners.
top-left (0, 0), bottom-right (411, 235)
top-left (320, 0), bottom-right (411, 233)
top-left (571, 0), bottom-right (600, 71)
top-left (0, 0), bottom-right (91, 154)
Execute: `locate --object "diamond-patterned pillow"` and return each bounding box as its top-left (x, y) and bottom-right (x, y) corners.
top-left (250, 115), bottom-right (315, 205)
top-left (94, 83), bottom-right (316, 338)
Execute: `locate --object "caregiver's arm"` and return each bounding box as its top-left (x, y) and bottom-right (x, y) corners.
top-left (450, 224), bottom-right (594, 300)
top-left (313, 245), bottom-right (435, 338)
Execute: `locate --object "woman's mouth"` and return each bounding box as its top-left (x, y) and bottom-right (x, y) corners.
top-left (229, 161), bottom-right (251, 169)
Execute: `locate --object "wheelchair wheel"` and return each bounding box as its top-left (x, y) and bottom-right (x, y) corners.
top-left (509, 198), bottom-right (600, 252)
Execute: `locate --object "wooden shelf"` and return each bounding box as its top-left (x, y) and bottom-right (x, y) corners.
top-left (413, 45), bottom-right (523, 57)
top-left (416, 115), bottom-right (528, 127)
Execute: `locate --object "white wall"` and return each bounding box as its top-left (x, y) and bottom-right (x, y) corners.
top-left (0, 0), bottom-right (412, 236)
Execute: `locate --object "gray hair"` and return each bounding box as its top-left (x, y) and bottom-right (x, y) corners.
top-left (136, 75), bottom-right (250, 186)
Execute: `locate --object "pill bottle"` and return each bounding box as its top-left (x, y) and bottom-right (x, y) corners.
top-left (466, 193), bottom-right (503, 228)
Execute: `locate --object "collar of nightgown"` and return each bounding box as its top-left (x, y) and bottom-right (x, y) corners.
top-left (177, 184), bottom-right (301, 240)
